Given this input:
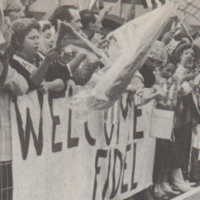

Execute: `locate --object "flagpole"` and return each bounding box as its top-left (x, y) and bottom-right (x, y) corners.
top-left (119, 0), bottom-right (122, 17)
top-left (97, 0), bottom-right (99, 12)
top-left (176, 13), bottom-right (194, 43)
top-left (58, 0), bottom-right (61, 7)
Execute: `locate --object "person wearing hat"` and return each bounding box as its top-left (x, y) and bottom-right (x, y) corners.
top-left (173, 43), bottom-right (200, 80)
top-left (169, 42), bottom-right (200, 192)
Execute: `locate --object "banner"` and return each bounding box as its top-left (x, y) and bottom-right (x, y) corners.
top-left (11, 83), bottom-right (156, 200)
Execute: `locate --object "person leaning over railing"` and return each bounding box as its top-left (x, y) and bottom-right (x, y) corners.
top-left (7, 18), bottom-right (63, 93)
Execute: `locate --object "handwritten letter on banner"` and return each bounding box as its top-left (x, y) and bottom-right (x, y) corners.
top-left (11, 85), bottom-right (156, 200)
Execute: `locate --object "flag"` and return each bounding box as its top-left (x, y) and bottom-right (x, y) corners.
top-left (126, 0), bottom-right (136, 21)
top-left (136, 0), bottom-right (165, 9)
top-left (86, 1), bottom-right (176, 110)
top-left (175, 0), bottom-right (200, 40)
top-left (77, 0), bottom-right (90, 11)
top-left (89, 0), bottom-right (104, 11)
top-left (89, 0), bottom-right (97, 10)
top-left (108, 0), bottom-right (122, 16)
top-left (56, 22), bottom-right (109, 61)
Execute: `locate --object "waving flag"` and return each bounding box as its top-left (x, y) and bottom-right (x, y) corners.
top-left (69, 2), bottom-right (176, 111)
top-left (86, 1), bottom-right (175, 110)
top-left (56, 22), bottom-right (109, 61)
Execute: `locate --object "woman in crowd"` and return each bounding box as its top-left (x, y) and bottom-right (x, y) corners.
top-left (153, 60), bottom-right (181, 199)
top-left (171, 43), bottom-right (200, 190)
top-left (9, 18), bottom-right (86, 95)
top-left (153, 42), bottom-right (200, 198)
top-left (8, 18), bottom-right (60, 92)
top-left (152, 42), bottom-right (200, 199)
top-left (8, 18), bottom-right (78, 96)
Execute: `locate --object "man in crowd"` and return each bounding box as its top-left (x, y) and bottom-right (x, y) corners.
top-left (49, 5), bottom-right (82, 33)
top-left (49, 5), bottom-right (104, 86)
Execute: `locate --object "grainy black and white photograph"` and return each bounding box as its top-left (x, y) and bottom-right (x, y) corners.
top-left (1, 0), bottom-right (200, 199)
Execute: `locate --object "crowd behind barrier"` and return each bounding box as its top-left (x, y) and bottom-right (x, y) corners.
top-left (1, 0), bottom-right (200, 199)
top-left (11, 83), bottom-right (157, 199)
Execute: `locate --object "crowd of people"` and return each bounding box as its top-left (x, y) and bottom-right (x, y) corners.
top-left (1, 0), bottom-right (200, 199)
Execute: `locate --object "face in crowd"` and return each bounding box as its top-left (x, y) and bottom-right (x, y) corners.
top-left (159, 62), bottom-right (176, 79)
top-left (180, 48), bottom-right (195, 69)
top-left (49, 6), bottom-right (83, 32)
top-left (68, 8), bottom-right (82, 31)
top-left (144, 41), bottom-right (167, 70)
top-left (91, 14), bottom-right (102, 31)
top-left (7, 7), bottom-right (25, 22)
top-left (11, 19), bottom-right (41, 60)
top-left (40, 23), bottom-right (56, 54)
top-left (21, 28), bottom-right (40, 58)
top-left (145, 55), bottom-right (164, 70)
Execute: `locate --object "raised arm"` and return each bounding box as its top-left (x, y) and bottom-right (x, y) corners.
top-left (30, 49), bottom-right (60, 86)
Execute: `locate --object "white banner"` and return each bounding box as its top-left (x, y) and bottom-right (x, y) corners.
top-left (11, 83), bottom-right (156, 200)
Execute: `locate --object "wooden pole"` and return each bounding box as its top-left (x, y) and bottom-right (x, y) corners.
top-left (119, 0), bottom-right (122, 17)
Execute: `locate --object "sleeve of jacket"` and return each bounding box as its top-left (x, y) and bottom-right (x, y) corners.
top-left (72, 62), bottom-right (99, 86)
top-left (3, 65), bottom-right (29, 96)
top-left (0, 59), bottom-right (8, 88)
